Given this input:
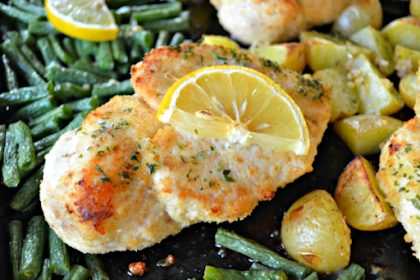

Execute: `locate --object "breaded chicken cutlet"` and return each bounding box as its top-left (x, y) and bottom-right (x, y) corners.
top-left (41, 44), bottom-right (331, 253)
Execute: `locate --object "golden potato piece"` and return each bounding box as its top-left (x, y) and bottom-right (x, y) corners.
top-left (202, 35), bottom-right (240, 50)
top-left (331, 0), bottom-right (383, 38)
top-left (383, 17), bottom-right (420, 51)
top-left (349, 53), bottom-right (404, 115)
top-left (411, 0), bottom-right (420, 18)
top-left (394, 45), bottom-right (420, 78)
top-left (300, 31), bottom-right (376, 72)
top-left (281, 189), bottom-right (351, 275)
top-left (350, 26), bottom-right (394, 77)
top-left (295, 0), bottom-right (351, 29)
top-left (254, 43), bottom-right (306, 72)
top-left (335, 156), bottom-right (398, 231)
top-left (334, 114), bottom-right (403, 156)
top-left (313, 67), bottom-right (358, 122)
top-left (399, 74), bottom-right (417, 109)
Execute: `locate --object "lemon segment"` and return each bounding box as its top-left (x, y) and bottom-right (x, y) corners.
top-left (158, 66), bottom-right (310, 155)
top-left (45, 0), bottom-right (118, 42)
top-left (202, 35), bottom-right (240, 50)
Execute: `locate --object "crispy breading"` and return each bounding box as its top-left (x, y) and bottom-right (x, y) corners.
top-left (377, 116), bottom-right (420, 261)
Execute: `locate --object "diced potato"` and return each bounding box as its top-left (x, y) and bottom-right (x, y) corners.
top-left (334, 156), bottom-right (398, 231)
top-left (382, 17), bottom-right (420, 51)
top-left (394, 45), bottom-right (420, 78)
top-left (300, 31), bottom-right (376, 72)
top-left (313, 67), bottom-right (358, 122)
top-left (331, 0), bottom-right (383, 38)
top-left (333, 114), bottom-right (403, 155)
top-left (350, 26), bottom-right (394, 76)
top-left (202, 35), bottom-right (240, 50)
top-left (281, 190), bottom-right (351, 275)
top-left (349, 54), bottom-right (404, 115)
top-left (399, 74), bottom-right (417, 109)
top-left (415, 69), bottom-right (420, 115)
top-left (253, 43), bottom-right (306, 72)
top-left (410, 0), bottom-right (420, 18)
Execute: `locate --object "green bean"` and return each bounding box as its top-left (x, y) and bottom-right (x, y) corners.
top-left (37, 259), bottom-right (52, 280)
top-left (182, 39), bottom-right (193, 44)
top-left (20, 216), bottom-right (46, 280)
top-left (0, 39), bottom-right (45, 86)
top-left (33, 133), bottom-right (60, 153)
top-left (72, 60), bottom-right (120, 80)
top-left (63, 38), bottom-right (78, 62)
top-left (215, 228), bottom-right (311, 279)
top-left (336, 264), bottom-right (365, 280)
top-left (0, 125), bottom-right (5, 162)
top-left (13, 121), bottom-right (36, 172)
top-left (80, 40), bottom-right (97, 55)
top-left (49, 227), bottom-right (70, 275)
top-left (64, 96), bottom-right (100, 113)
top-left (96, 41), bottom-right (115, 70)
top-left (63, 265), bottom-right (91, 280)
top-left (36, 147), bottom-right (51, 161)
top-left (130, 42), bottom-right (143, 62)
top-left (115, 2), bottom-right (179, 19)
top-left (142, 10), bottom-right (190, 32)
top-left (84, 254), bottom-right (110, 280)
top-left (49, 34), bottom-right (75, 64)
top-left (92, 79), bottom-right (134, 97)
top-left (116, 63), bottom-right (131, 75)
top-left (111, 38), bottom-right (129, 64)
top-left (249, 263), bottom-right (270, 271)
top-left (0, 2), bottom-right (43, 22)
top-left (142, 46), bottom-right (152, 54)
top-left (2, 54), bottom-right (19, 91)
top-left (107, 0), bottom-right (152, 9)
top-left (169, 32), bottom-right (185, 46)
top-left (37, 37), bottom-right (62, 67)
top-left (203, 266), bottom-right (288, 280)
top-left (304, 272), bottom-right (319, 280)
top-left (132, 30), bottom-right (155, 47)
top-left (31, 118), bottom-right (62, 140)
top-left (10, 166), bottom-right (43, 212)
top-left (21, 45), bottom-right (46, 75)
top-left (20, 30), bottom-right (36, 46)
top-left (2, 125), bottom-right (20, 188)
top-left (155, 30), bottom-right (170, 48)
top-left (6, 30), bottom-right (23, 47)
top-left (118, 24), bottom-right (142, 38)
top-left (62, 112), bottom-right (85, 132)
top-left (131, 2), bottom-right (181, 22)
top-left (9, 220), bottom-right (23, 280)
top-left (29, 105), bottom-right (73, 127)
top-left (53, 83), bottom-right (91, 102)
top-left (28, 21), bottom-right (59, 35)
top-left (19, 151), bottom-right (46, 179)
top-left (111, 10), bottom-right (122, 25)
top-left (0, 82), bottom-right (54, 107)
top-left (74, 40), bottom-right (92, 63)
top-left (46, 65), bottom-right (109, 86)
top-left (7, 96), bottom-right (56, 123)
top-left (11, 0), bottom-right (46, 16)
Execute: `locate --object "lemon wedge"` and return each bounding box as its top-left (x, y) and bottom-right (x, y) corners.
top-left (202, 35), bottom-right (240, 50)
top-left (45, 0), bottom-right (118, 42)
top-left (158, 66), bottom-right (310, 155)
top-left (254, 43), bottom-right (306, 72)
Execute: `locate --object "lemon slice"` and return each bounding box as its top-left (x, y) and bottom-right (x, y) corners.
top-left (202, 35), bottom-right (240, 50)
top-left (158, 66), bottom-right (310, 155)
top-left (45, 0), bottom-right (118, 42)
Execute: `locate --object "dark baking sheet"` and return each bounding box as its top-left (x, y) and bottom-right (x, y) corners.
top-left (0, 0), bottom-right (419, 279)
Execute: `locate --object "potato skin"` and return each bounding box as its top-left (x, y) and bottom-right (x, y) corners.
top-left (281, 189), bottom-right (351, 275)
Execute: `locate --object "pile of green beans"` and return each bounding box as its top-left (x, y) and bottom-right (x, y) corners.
top-left (0, 0), bottom-right (192, 278)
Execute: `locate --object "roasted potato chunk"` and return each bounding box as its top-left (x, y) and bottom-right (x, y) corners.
top-left (394, 45), bottom-right (420, 78)
top-left (281, 190), bottom-right (351, 275)
top-left (349, 54), bottom-right (404, 115)
top-left (382, 17), bottom-right (420, 51)
top-left (313, 67), bottom-right (358, 122)
top-left (350, 26), bottom-right (394, 76)
top-left (411, 0), bottom-right (420, 18)
top-left (335, 156), bottom-right (398, 231)
top-left (300, 31), bottom-right (376, 72)
top-left (399, 74), bottom-right (417, 109)
top-left (334, 114), bottom-right (403, 155)
top-left (331, 0), bottom-right (383, 38)
top-left (254, 43), bottom-right (306, 72)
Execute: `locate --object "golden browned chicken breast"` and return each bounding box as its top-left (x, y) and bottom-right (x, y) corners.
top-left (41, 44), bottom-right (330, 253)
top-left (377, 116), bottom-right (420, 261)
top-left (209, 0), bottom-right (350, 45)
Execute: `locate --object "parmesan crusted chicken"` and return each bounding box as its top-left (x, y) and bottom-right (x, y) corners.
top-left (41, 44), bottom-right (330, 253)
top-left (377, 116), bottom-right (420, 261)
top-left (209, 0), bottom-right (351, 45)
